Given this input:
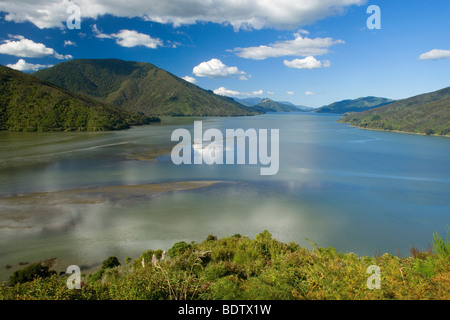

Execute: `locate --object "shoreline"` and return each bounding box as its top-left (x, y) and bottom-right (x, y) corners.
top-left (341, 122), bottom-right (450, 138)
top-left (0, 180), bottom-right (225, 282)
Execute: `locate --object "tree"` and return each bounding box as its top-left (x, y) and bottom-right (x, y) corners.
top-left (102, 256), bottom-right (121, 270)
top-left (10, 263), bottom-right (56, 285)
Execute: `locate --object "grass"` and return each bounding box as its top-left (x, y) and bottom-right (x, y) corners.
top-left (0, 229), bottom-right (449, 300)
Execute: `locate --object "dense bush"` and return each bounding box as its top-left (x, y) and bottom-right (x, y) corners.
top-left (168, 241), bottom-right (192, 258)
top-left (1, 230), bottom-right (449, 300)
top-left (102, 257), bottom-right (121, 270)
top-left (9, 263), bottom-right (56, 285)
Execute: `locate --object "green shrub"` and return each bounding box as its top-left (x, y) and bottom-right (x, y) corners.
top-left (168, 241), bottom-right (192, 258)
top-left (413, 257), bottom-right (437, 278)
top-left (432, 228), bottom-right (450, 259)
top-left (133, 249), bottom-right (164, 268)
top-left (102, 256), bottom-right (121, 270)
top-left (88, 269), bottom-right (105, 282)
top-left (10, 263), bottom-right (56, 285)
top-left (206, 234), bottom-right (218, 242)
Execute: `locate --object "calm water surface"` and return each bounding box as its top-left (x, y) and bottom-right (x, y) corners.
top-left (0, 113), bottom-right (449, 280)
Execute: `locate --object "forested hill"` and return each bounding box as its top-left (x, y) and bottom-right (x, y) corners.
top-left (0, 65), bottom-right (158, 132)
top-left (339, 87), bottom-right (450, 136)
top-left (254, 98), bottom-right (302, 112)
top-left (34, 59), bottom-right (259, 117)
top-left (314, 96), bottom-right (394, 114)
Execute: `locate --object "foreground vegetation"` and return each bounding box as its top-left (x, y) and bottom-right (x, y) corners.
top-left (1, 230), bottom-right (449, 300)
top-left (339, 87), bottom-right (450, 136)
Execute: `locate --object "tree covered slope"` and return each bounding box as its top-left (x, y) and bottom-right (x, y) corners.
top-left (338, 87), bottom-right (450, 136)
top-left (34, 59), bottom-right (259, 117)
top-left (0, 65), bottom-right (158, 132)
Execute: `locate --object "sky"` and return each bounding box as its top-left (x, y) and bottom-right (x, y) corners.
top-left (0, 0), bottom-right (449, 108)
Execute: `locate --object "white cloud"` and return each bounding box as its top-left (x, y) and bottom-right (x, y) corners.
top-left (267, 91), bottom-right (275, 95)
top-left (92, 26), bottom-right (163, 48)
top-left (0, 0), bottom-right (365, 30)
top-left (419, 49), bottom-right (450, 60)
top-left (234, 34), bottom-right (344, 60)
top-left (252, 89), bottom-right (263, 96)
top-left (92, 24), bottom-right (112, 39)
top-left (286, 91), bottom-right (294, 95)
top-left (284, 56), bottom-right (331, 69)
top-left (214, 87), bottom-right (263, 97)
top-left (182, 75), bottom-right (198, 84)
top-left (305, 91), bottom-right (315, 95)
top-left (193, 59), bottom-right (248, 79)
top-left (214, 87), bottom-right (241, 96)
top-left (110, 30), bottom-right (163, 49)
top-left (64, 40), bottom-right (77, 47)
top-left (0, 35), bottom-right (72, 59)
top-left (6, 59), bottom-right (53, 72)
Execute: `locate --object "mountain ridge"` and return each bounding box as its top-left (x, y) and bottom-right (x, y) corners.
top-left (314, 96), bottom-right (395, 114)
top-left (34, 59), bottom-right (259, 117)
top-left (233, 97), bottom-right (309, 112)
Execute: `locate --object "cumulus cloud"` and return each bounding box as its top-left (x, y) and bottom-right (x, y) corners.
top-left (0, 35), bottom-right (72, 59)
top-left (267, 91), bottom-right (275, 95)
top-left (92, 24), bottom-right (164, 49)
top-left (419, 49), bottom-right (450, 60)
top-left (284, 56), bottom-right (331, 69)
top-left (0, 0), bottom-right (365, 30)
top-left (286, 91), bottom-right (294, 95)
top-left (193, 59), bottom-right (248, 79)
top-left (305, 91), bottom-right (315, 95)
top-left (92, 27), bottom-right (163, 49)
top-left (182, 75), bottom-right (198, 84)
top-left (110, 30), bottom-right (163, 48)
top-left (234, 34), bottom-right (344, 60)
top-left (6, 59), bottom-right (53, 72)
top-left (214, 87), bottom-right (263, 97)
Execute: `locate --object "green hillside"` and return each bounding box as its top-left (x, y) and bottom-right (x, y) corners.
top-left (314, 96), bottom-right (394, 114)
top-left (0, 65), bottom-right (158, 132)
top-left (254, 98), bottom-right (301, 112)
top-left (34, 59), bottom-right (258, 117)
top-left (339, 87), bottom-right (450, 136)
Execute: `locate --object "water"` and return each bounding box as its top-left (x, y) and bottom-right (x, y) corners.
top-left (0, 113), bottom-right (449, 281)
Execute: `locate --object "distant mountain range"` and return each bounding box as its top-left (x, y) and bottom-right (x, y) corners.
top-left (233, 97), bottom-right (264, 107)
top-left (233, 97), bottom-right (313, 112)
top-left (34, 59), bottom-right (259, 117)
top-left (313, 96), bottom-right (395, 114)
top-left (2, 58), bottom-right (448, 136)
top-left (339, 87), bottom-right (450, 136)
top-left (0, 65), bottom-right (157, 132)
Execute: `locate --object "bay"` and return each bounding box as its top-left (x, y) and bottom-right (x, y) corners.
top-left (0, 113), bottom-right (449, 281)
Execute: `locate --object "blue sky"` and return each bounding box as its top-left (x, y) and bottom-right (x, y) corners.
top-left (0, 0), bottom-right (449, 107)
